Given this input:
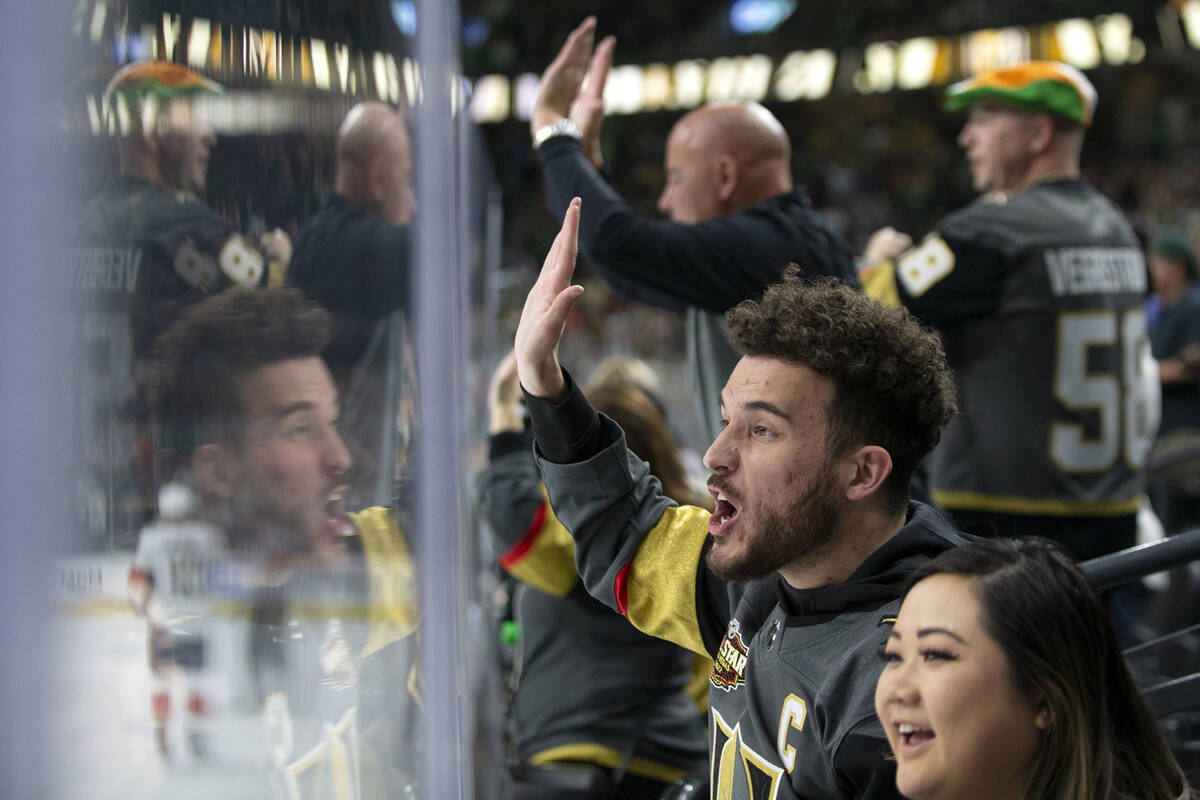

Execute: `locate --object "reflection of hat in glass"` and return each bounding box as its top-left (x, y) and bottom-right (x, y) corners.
top-left (103, 61), bottom-right (223, 106)
top-left (1152, 224), bottom-right (1197, 277)
top-left (944, 61), bottom-right (1097, 127)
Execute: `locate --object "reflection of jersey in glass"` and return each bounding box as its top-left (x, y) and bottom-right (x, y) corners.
top-left (70, 176), bottom-right (264, 543)
top-left (73, 175), bottom-right (263, 361)
top-left (249, 506), bottom-right (419, 800)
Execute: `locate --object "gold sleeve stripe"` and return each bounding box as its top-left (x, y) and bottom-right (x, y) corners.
top-left (528, 743), bottom-right (690, 783)
top-left (619, 504), bottom-right (712, 657)
top-left (497, 489), bottom-right (579, 597)
top-left (351, 506), bottom-right (421, 657)
top-left (932, 490), bottom-right (1140, 517)
top-left (860, 260), bottom-right (902, 308)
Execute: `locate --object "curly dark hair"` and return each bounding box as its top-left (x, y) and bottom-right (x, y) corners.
top-left (725, 270), bottom-right (956, 511)
top-left (144, 288), bottom-right (332, 458)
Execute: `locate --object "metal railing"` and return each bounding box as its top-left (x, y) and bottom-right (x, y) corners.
top-left (1081, 529), bottom-right (1200, 720)
top-left (1081, 527), bottom-right (1200, 592)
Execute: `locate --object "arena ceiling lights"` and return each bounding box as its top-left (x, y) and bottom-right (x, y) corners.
top-left (68, 1), bottom-right (1198, 128)
top-left (468, 10), bottom-right (1162, 124)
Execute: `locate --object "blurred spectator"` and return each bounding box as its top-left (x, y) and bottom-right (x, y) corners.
top-left (477, 352), bottom-right (707, 800)
top-left (145, 288), bottom-right (419, 796)
top-left (861, 62), bottom-right (1155, 561)
top-left (1149, 225), bottom-right (1200, 436)
top-left (70, 62), bottom-right (281, 542)
top-left (75, 62), bottom-right (286, 362)
top-left (876, 537), bottom-right (1194, 800)
top-left (1147, 224), bottom-right (1200, 531)
top-left (288, 101), bottom-right (416, 508)
top-left (530, 18), bottom-right (855, 444)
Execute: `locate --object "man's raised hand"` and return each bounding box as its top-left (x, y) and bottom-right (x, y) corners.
top-left (514, 198), bottom-right (584, 402)
top-left (860, 226), bottom-right (914, 271)
top-left (531, 17), bottom-right (597, 134)
top-left (570, 33), bottom-right (615, 168)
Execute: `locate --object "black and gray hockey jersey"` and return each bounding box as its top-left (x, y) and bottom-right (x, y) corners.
top-left (72, 175), bottom-right (265, 362)
top-left (863, 178), bottom-right (1155, 519)
top-left (69, 176), bottom-right (266, 541)
top-left (528, 378), bottom-right (965, 799)
top-left (476, 433), bottom-right (707, 783)
top-left (215, 506), bottom-right (420, 800)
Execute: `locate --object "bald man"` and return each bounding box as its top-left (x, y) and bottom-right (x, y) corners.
top-left (531, 18), bottom-right (855, 442)
top-left (288, 102), bottom-right (416, 506)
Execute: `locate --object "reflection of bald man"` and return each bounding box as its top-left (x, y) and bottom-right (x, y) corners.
top-left (290, 102), bottom-right (415, 319)
top-left (532, 19), bottom-right (855, 442)
top-left (288, 102), bottom-right (416, 505)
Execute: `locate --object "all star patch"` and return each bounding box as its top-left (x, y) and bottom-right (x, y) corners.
top-left (711, 618), bottom-right (750, 692)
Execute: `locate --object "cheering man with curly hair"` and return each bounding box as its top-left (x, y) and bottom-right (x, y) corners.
top-left (512, 200), bottom-right (966, 799)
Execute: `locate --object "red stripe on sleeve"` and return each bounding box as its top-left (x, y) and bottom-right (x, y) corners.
top-left (499, 503), bottom-right (548, 570)
top-left (614, 562), bottom-right (630, 617)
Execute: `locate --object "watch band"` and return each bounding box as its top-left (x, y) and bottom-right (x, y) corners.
top-left (533, 117), bottom-right (582, 148)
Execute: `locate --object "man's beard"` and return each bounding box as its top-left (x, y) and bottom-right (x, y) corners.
top-left (705, 464), bottom-right (842, 582)
top-left (221, 486), bottom-right (313, 556)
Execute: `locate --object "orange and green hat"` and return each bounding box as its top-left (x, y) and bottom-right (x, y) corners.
top-left (944, 61), bottom-right (1097, 126)
top-left (103, 61), bottom-right (223, 107)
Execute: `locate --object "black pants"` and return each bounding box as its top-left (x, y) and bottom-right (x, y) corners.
top-left (503, 763), bottom-right (670, 800)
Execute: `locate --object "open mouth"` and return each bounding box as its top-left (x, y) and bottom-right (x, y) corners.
top-left (897, 722), bottom-right (935, 751)
top-left (707, 484), bottom-right (740, 536)
top-left (324, 490), bottom-right (354, 539)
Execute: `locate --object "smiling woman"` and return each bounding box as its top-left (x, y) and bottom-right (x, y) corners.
top-left (875, 538), bottom-right (1194, 800)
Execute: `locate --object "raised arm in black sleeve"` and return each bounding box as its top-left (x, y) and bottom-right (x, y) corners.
top-left (538, 135), bottom-right (856, 314)
top-left (522, 368), bottom-right (610, 464)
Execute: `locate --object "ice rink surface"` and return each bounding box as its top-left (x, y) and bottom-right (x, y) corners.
top-left (52, 553), bottom-right (271, 800)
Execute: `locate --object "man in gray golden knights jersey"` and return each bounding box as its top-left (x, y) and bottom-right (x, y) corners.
top-left (515, 200), bottom-right (965, 799)
top-left (861, 61), bottom-right (1155, 561)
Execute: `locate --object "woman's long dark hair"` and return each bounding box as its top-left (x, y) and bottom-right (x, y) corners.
top-left (904, 538), bottom-right (1191, 800)
top-left (586, 381), bottom-right (707, 510)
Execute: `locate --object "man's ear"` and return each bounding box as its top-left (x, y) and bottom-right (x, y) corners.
top-left (191, 443), bottom-right (238, 498)
top-left (844, 445), bottom-right (893, 502)
top-left (1028, 113), bottom-right (1055, 156)
top-left (716, 154), bottom-right (739, 202)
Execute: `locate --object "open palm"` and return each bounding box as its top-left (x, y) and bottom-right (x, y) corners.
top-left (514, 197), bottom-right (584, 401)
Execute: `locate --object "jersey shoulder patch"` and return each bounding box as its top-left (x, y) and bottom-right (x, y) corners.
top-left (218, 235), bottom-right (264, 288)
top-left (897, 235), bottom-right (956, 298)
top-left (173, 237), bottom-right (221, 289)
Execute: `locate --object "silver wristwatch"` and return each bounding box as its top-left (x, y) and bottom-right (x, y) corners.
top-left (532, 117), bottom-right (583, 148)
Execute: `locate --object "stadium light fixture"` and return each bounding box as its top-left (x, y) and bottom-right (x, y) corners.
top-left (730, 0), bottom-right (797, 35)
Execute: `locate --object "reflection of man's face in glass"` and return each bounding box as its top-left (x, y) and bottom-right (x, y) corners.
top-left (225, 357), bottom-right (353, 556)
top-left (378, 123), bottom-right (415, 225)
top-left (155, 100), bottom-right (216, 199)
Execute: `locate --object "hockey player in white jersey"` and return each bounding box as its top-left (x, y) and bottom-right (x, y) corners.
top-left (129, 481), bottom-right (228, 759)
